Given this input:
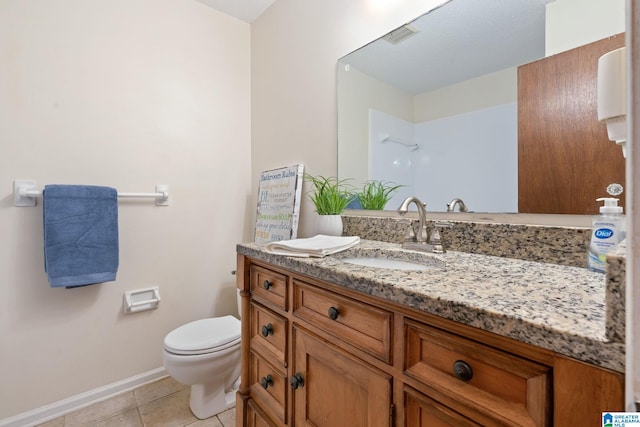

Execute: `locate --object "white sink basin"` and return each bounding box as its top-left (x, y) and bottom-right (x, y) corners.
top-left (340, 256), bottom-right (439, 271)
top-left (336, 247), bottom-right (446, 271)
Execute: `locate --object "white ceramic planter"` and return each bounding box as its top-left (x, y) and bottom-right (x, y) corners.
top-left (316, 214), bottom-right (343, 236)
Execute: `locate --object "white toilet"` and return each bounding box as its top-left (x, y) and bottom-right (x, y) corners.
top-left (163, 313), bottom-right (241, 419)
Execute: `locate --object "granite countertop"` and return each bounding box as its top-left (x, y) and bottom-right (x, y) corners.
top-left (237, 239), bottom-right (624, 373)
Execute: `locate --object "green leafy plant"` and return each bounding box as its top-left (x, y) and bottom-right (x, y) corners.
top-left (357, 180), bottom-right (403, 210)
top-left (305, 174), bottom-right (355, 215)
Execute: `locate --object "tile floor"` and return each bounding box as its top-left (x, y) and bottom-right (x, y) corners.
top-left (35, 377), bottom-right (235, 427)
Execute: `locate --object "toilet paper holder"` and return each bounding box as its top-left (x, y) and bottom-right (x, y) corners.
top-left (123, 286), bottom-right (161, 314)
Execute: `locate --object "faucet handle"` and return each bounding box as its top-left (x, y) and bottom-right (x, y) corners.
top-left (429, 221), bottom-right (453, 253)
top-left (404, 224), bottom-right (416, 242)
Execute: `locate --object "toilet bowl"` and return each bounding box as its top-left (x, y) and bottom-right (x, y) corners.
top-left (163, 315), bottom-right (241, 419)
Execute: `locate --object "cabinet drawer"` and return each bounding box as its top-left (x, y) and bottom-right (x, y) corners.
top-left (250, 265), bottom-right (288, 311)
top-left (405, 385), bottom-right (481, 427)
top-left (293, 279), bottom-right (392, 363)
top-left (404, 320), bottom-right (551, 426)
top-left (249, 351), bottom-right (288, 426)
top-left (250, 301), bottom-right (287, 365)
top-left (247, 399), bottom-right (281, 427)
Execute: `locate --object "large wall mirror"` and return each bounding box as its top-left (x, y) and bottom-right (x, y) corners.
top-left (337, 0), bottom-right (625, 214)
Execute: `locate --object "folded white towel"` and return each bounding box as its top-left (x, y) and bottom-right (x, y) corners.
top-left (264, 235), bottom-right (360, 257)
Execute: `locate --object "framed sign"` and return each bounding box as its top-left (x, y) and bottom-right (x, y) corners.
top-left (254, 164), bottom-right (304, 243)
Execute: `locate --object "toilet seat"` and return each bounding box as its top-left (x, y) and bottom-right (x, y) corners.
top-left (164, 315), bottom-right (241, 356)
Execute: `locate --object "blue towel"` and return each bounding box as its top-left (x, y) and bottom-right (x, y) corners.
top-left (43, 185), bottom-right (119, 288)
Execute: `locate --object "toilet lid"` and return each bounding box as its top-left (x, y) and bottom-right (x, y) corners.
top-left (164, 315), bottom-right (241, 354)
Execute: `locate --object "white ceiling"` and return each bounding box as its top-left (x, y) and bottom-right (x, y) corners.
top-left (196, 0), bottom-right (555, 94)
top-left (194, 0), bottom-right (276, 23)
top-left (341, 0), bottom-right (555, 94)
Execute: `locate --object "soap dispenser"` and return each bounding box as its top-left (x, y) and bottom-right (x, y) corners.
top-left (587, 197), bottom-right (625, 273)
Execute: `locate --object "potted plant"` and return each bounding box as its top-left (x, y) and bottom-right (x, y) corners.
top-left (305, 174), bottom-right (355, 236)
top-left (356, 180), bottom-right (403, 210)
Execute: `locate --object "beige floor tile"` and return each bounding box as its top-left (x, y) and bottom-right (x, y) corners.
top-left (94, 408), bottom-right (143, 427)
top-left (65, 392), bottom-right (137, 427)
top-left (138, 388), bottom-right (197, 427)
top-left (34, 377), bottom-right (229, 427)
top-left (185, 417), bottom-right (223, 427)
top-left (133, 376), bottom-right (187, 406)
top-left (34, 417), bottom-right (64, 427)
top-left (215, 408), bottom-right (236, 427)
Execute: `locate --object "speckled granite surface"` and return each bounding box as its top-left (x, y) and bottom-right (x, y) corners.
top-left (237, 239), bottom-right (624, 373)
top-left (342, 215), bottom-right (591, 268)
top-left (606, 240), bottom-right (626, 343)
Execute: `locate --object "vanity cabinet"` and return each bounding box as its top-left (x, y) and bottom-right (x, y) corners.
top-left (236, 255), bottom-right (624, 426)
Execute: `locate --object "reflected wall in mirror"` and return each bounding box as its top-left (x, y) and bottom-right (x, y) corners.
top-left (338, 0), bottom-right (625, 214)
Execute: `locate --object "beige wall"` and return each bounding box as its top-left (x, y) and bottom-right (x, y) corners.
top-left (251, 0), bottom-right (448, 237)
top-left (413, 67), bottom-right (517, 122)
top-left (546, 0), bottom-right (625, 55)
top-left (0, 0), bottom-right (250, 419)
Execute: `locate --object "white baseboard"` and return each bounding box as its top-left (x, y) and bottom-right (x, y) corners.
top-left (0, 367), bottom-right (167, 427)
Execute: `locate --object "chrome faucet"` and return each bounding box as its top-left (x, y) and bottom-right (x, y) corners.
top-left (397, 197), bottom-right (428, 243)
top-left (446, 198), bottom-right (469, 213)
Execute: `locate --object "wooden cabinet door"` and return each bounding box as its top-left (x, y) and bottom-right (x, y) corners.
top-left (518, 33), bottom-right (625, 214)
top-left (291, 326), bottom-right (392, 427)
top-left (553, 356), bottom-right (624, 426)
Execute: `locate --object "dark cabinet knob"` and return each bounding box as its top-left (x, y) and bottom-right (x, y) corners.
top-left (263, 280), bottom-right (271, 290)
top-left (327, 306), bottom-right (340, 320)
top-left (261, 323), bottom-right (274, 337)
top-left (290, 372), bottom-right (305, 389)
top-left (260, 374), bottom-right (273, 389)
top-left (453, 360), bottom-right (474, 382)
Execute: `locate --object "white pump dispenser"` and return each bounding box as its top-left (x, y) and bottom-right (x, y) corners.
top-left (587, 198), bottom-right (625, 272)
top-left (597, 47), bottom-right (627, 158)
top-left (597, 197), bottom-right (623, 215)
